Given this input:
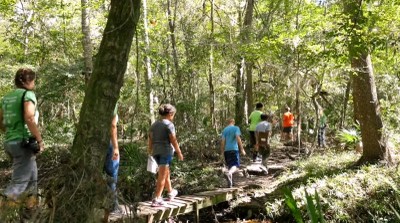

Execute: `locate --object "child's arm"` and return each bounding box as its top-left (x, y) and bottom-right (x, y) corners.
top-left (147, 133), bottom-right (153, 155)
top-left (110, 115), bottom-right (119, 160)
top-left (170, 134), bottom-right (184, 161)
top-left (236, 135), bottom-right (246, 156)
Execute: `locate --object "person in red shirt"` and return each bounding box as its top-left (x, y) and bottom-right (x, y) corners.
top-left (281, 107), bottom-right (294, 142)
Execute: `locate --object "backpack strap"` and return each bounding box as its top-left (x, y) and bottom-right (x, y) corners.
top-left (21, 90), bottom-right (28, 121)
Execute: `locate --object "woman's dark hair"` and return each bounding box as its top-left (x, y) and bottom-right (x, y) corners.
top-left (260, 113), bottom-right (269, 121)
top-left (256, 102), bottom-right (263, 109)
top-left (14, 68), bottom-right (36, 88)
top-left (158, 104), bottom-right (176, 116)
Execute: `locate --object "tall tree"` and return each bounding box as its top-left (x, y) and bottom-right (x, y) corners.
top-left (167, 0), bottom-right (181, 92)
top-left (235, 0), bottom-right (255, 127)
top-left (208, 0), bottom-right (216, 128)
top-left (343, 0), bottom-right (390, 164)
top-left (53, 0), bottom-right (141, 221)
top-left (243, 0), bottom-right (255, 116)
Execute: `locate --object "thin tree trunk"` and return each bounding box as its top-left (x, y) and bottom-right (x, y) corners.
top-left (235, 58), bottom-right (246, 127)
top-left (235, 0), bottom-right (254, 128)
top-left (19, 1), bottom-right (34, 60)
top-left (208, 0), bottom-right (216, 128)
top-left (143, 0), bottom-right (155, 124)
top-left (81, 0), bottom-right (93, 84)
top-left (53, 1), bottom-right (141, 222)
top-left (244, 0), bottom-right (254, 118)
top-left (167, 0), bottom-right (181, 92)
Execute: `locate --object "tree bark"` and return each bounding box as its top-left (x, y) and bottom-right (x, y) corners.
top-left (235, 57), bottom-right (245, 127)
top-left (351, 54), bottom-right (388, 164)
top-left (344, 0), bottom-right (389, 164)
top-left (244, 0), bottom-right (254, 118)
top-left (167, 0), bottom-right (181, 92)
top-left (143, 0), bottom-right (155, 124)
top-left (53, 1), bottom-right (141, 222)
top-left (81, 0), bottom-right (93, 84)
top-left (208, 0), bottom-right (216, 128)
top-left (235, 0), bottom-right (254, 127)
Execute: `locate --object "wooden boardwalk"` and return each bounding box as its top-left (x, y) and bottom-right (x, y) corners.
top-left (107, 187), bottom-right (241, 223)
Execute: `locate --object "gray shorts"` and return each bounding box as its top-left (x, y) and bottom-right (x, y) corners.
top-left (3, 140), bottom-right (37, 199)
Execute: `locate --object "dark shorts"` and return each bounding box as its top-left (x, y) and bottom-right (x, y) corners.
top-left (282, 127), bottom-right (293, 133)
top-left (153, 154), bottom-right (173, 166)
top-left (258, 144), bottom-right (271, 159)
top-left (224, 150), bottom-right (240, 169)
top-left (249, 131), bottom-right (256, 147)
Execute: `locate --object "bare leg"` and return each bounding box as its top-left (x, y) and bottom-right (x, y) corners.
top-left (155, 166), bottom-right (168, 198)
top-left (228, 166), bottom-right (237, 175)
top-left (164, 168), bottom-right (172, 193)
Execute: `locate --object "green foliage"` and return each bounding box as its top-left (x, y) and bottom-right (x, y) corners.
top-left (283, 187), bottom-right (304, 223)
top-left (266, 150), bottom-right (400, 222)
top-left (389, 193), bottom-right (400, 221)
top-left (336, 125), bottom-right (361, 148)
top-left (118, 143), bottom-right (155, 202)
top-left (283, 187), bottom-right (325, 223)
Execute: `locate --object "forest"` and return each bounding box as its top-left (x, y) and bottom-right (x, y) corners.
top-left (1, 0), bottom-right (400, 222)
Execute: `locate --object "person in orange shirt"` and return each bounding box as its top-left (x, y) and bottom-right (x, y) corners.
top-left (281, 106), bottom-right (294, 142)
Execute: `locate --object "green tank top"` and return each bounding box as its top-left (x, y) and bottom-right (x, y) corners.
top-left (0, 88), bottom-right (38, 142)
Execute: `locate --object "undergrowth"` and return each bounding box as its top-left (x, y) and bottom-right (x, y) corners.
top-left (265, 150), bottom-right (400, 222)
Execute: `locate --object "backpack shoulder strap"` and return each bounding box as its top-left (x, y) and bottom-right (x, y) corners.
top-left (21, 90), bottom-right (28, 121)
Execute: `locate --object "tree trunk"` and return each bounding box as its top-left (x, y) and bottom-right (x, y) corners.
top-left (53, 1), bottom-right (141, 222)
top-left (344, 0), bottom-right (389, 164)
top-left (235, 0), bottom-right (254, 128)
top-left (243, 0), bottom-right (254, 118)
top-left (351, 54), bottom-right (388, 164)
top-left (235, 58), bottom-right (245, 128)
top-left (143, 0), bottom-right (155, 124)
top-left (81, 0), bottom-right (93, 84)
top-left (167, 0), bottom-right (181, 92)
top-left (208, 0), bottom-right (216, 128)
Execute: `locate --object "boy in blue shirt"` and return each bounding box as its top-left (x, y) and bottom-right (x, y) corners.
top-left (220, 118), bottom-right (246, 187)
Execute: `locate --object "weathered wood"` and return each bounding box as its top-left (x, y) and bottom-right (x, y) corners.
top-left (194, 201), bottom-right (199, 223)
top-left (133, 187), bottom-right (241, 222)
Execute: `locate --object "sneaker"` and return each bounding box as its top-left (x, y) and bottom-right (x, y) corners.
top-left (110, 207), bottom-right (124, 216)
top-left (262, 159), bottom-right (268, 167)
top-left (167, 189), bottom-right (178, 201)
top-left (151, 197), bottom-right (165, 207)
top-left (242, 168), bottom-right (250, 178)
top-left (260, 164), bottom-right (268, 175)
top-left (224, 172), bottom-right (233, 188)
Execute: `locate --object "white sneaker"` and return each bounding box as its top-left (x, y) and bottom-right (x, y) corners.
top-left (167, 189), bottom-right (178, 201)
top-left (151, 197), bottom-right (165, 207)
top-left (224, 172), bottom-right (233, 188)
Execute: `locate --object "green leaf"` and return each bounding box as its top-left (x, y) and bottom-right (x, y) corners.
top-left (315, 190), bottom-right (325, 223)
top-left (283, 188), bottom-right (304, 223)
top-left (305, 189), bottom-right (318, 223)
